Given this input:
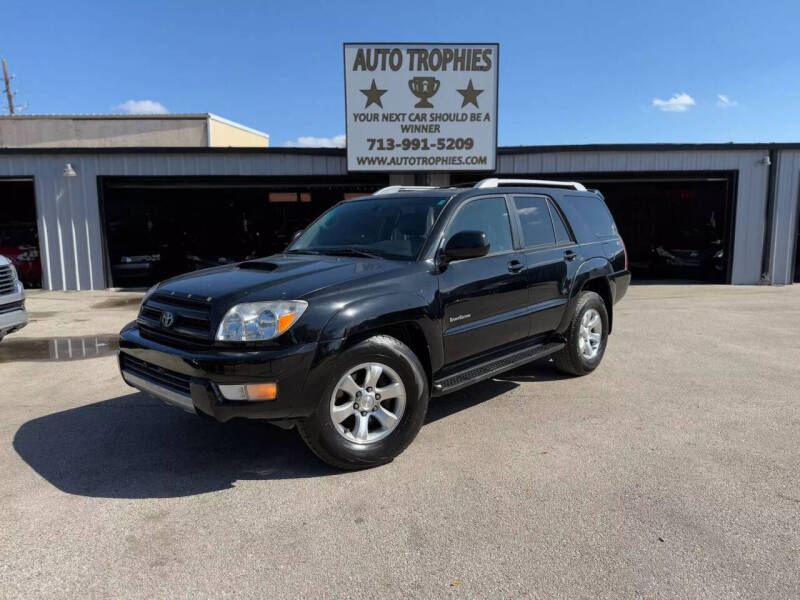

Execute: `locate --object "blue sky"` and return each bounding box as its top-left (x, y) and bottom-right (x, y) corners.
top-left (3, 0), bottom-right (799, 146)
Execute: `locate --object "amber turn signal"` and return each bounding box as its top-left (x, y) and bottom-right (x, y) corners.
top-left (218, 382), bottom-right (278, 401)
top-left (246, 383), bottom-right (278, 401)
top-left (277, 312), bottom-right (296, 333)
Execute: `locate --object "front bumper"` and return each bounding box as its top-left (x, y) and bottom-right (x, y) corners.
top-left (0, 290), bottom-right (28, 337)
top-left (119, 323), bottom-right (339, 422)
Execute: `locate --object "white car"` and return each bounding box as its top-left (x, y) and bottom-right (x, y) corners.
top-left (0, 255), bottom-right (28, 342)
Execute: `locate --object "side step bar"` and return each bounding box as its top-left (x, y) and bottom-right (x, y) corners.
top-left (432, 341), bottom-right (564, 396)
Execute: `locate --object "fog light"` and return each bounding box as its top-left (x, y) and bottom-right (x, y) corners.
top-left (218, 383), bottom-right (277, 401)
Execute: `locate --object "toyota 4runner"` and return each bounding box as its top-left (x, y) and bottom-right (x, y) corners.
top-left (119, 179), bottom-right (630, 469)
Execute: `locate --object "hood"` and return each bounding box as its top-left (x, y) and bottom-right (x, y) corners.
top-left (153, 254), bottom-right (409, 304)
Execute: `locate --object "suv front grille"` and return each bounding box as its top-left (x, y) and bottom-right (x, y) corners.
top-left (137, 292), bottom-right (213, 348)
top-left (0, 265), bottom-right (16, 296)
top-left (121, 354), bottom-right (192, 395)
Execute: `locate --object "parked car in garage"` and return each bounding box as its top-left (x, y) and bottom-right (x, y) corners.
top-left (118, 179), bottom-right (630, 469)
top-left (651, 242), bottom-right (725, 280)
top-left (0, 224), bottom-right (42, 288)
top-left (0, 255), bottom-right (29, 342)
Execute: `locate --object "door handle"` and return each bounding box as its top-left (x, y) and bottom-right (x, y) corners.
top-left (507, 260), bottom-right (524, 273)
top-left (564, 249), bottom-right (577, 261)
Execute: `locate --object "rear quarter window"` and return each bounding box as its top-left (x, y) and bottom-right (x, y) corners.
top-left (556, 194), bottom-right (618, 243)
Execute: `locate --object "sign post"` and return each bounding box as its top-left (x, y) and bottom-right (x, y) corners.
top-left (344, 43), bottom-right (498, 173)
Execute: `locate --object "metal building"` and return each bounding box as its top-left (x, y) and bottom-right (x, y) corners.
top-left (0, 117), bottom-right (798, 290)
top-left (0, 114), bottom-right (270, 148)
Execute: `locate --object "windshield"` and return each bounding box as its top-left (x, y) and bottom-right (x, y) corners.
top-left (288, 195), bottom-right (450, 260)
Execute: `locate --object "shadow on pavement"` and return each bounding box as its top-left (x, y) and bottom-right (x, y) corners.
top-left (13, 360), bottom-right (563, 498)
top-left (13, 393), bottom-right (333, 498)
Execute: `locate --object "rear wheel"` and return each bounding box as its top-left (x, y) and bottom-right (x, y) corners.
top-left (554, 291), bottom-right (609, 376)
top-left (298, 335), bottom-right (429, 470)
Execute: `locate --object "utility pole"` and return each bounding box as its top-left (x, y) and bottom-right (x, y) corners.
top-left (2, 58), bottom-right (16, 115)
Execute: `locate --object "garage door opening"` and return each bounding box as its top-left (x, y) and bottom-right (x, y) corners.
top-left (452, 171), bottom-right (736, 283)
top-left (583, 175), bottom-right (734, 283)
top-left (0, 178), bottom-right (42, 288)
top-left (794, 215), bottom-right (800, 283)
top-left (99, 176), bottom-right (388, 287)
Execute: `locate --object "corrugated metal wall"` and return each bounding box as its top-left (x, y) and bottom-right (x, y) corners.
top-left (497, 149), bottom-right (773, 285)
top-left (771, 150), bottom-right (800, 284)
top-left (0, 152), bottom-right (347, 290)
top-left (0, 148), bottom-right (796, 289)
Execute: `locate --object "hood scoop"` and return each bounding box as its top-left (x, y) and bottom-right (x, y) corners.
top-left (238, 261), bottom-right (279, 271)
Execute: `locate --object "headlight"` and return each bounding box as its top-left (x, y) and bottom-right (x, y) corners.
top-left (216, 300), bottom-right (308, 342)
top-left (17, 250), bottom-right (39, 262)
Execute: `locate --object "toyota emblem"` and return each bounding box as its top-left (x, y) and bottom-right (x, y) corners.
top-left (160, 311), bottom-right (175, 328)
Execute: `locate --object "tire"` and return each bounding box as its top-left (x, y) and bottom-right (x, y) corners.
top-left (554, 291), bottom-right (609, 376)
top-left (298, 335), bottom-right (429, 470)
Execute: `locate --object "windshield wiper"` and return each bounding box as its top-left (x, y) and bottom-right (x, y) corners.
top-left (321, 248), bottom-right (384, 259)
top-left (285, 249), bottom-right (323, 255)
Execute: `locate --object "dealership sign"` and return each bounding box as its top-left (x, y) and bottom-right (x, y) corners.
top-left (344, 43), bottom-right (498, 172)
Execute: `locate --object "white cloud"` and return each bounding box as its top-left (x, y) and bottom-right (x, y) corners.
top-left (716, 94), bottom-right (738, 108)
top-left (115, 99), bottom-right (169, 115)
top-left (652, 92), bottom-right (695, 112)
top-left (283, 134), bottom-right (346, 148)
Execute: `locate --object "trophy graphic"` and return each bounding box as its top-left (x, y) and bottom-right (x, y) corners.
top-left (408, 76), bottom-right (440, 109)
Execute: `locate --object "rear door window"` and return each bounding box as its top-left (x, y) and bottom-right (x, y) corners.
top-left (548, 199), bottom-right (573, 244)
top-left (512, 196), bottom-right (555, 248)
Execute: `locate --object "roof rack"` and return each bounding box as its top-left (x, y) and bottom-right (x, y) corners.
top-left (473, 178), bottom-right (587, 191)
top-left (373, 185), bottom-right (443, 195)
top-left (373, 179), bottom-right (587, 195)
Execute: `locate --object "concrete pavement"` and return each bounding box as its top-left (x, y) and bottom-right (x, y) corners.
top-left (1, 285), bottom-right (799, 598)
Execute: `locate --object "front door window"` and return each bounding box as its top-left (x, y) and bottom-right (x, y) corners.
top-left (445, 196), bottom-right (513, 255)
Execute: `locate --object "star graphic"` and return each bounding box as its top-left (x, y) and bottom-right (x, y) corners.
top-left (360, 79), bottom-right (387, 109)
top-left (457, 79), bottom-right (484, 108)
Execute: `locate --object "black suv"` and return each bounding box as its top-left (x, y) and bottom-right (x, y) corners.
top-left (119, 179), bottom-right (630, 469)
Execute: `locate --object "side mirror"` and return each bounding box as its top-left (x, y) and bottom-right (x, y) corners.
top-left (442, 230), bottom-right (490, 263)
top-left (290, 229), bottom-right (304, 243)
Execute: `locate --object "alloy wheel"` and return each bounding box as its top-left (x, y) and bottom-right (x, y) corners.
top-left (330, 362), bottom-right (407, 444)
top-left (578, 308), bottom-right (602, 360)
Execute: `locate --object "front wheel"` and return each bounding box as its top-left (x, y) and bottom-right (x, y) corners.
top-left (298, 335), bottom-right (429, 470)
top-left (554, 291), bottom-right (609, 376)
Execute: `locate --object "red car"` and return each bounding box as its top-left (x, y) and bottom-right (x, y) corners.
top-left (0, 224), bottom-right (42, 288)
